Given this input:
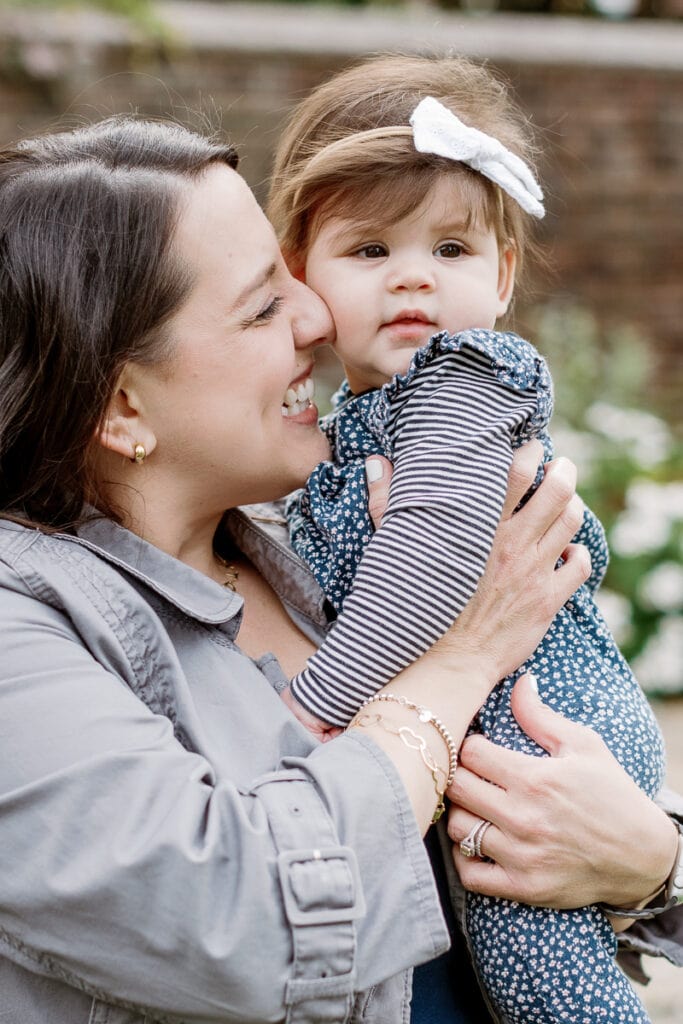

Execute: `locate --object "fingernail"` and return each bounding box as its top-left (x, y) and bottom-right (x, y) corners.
top-left (365, 458), bottom-right (384, 483)
top-left (547, 457), bottom-right (569, 480)
top-left (527, 673), bottom-right (538, 693)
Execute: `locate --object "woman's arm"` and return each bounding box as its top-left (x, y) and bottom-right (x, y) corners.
top-left (289, 353), bottom-right (546, 727)
top-left (0, 442), bottom-right (587, 1019)
top-left (349, 445), bottom-right (591, 834)
top-left (0, 576), bottom-right (446, 1019)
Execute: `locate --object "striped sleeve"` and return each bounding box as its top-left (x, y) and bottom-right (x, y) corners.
top-left (290, 347), bottom-right (539, 726)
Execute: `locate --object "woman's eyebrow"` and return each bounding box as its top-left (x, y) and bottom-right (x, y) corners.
top-left (231, 261), bottom-right (277, 311)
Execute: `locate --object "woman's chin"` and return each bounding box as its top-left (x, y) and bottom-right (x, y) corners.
top-left (275, 423), bottom-right (330, 494)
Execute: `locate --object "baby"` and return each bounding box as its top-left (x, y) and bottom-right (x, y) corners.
top-left (268, 55), bottom-right (664, 1023)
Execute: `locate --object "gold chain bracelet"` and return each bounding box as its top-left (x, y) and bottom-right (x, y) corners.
top-left (351, 711), bottom-right (448, 823)
top-left (358, 693), bottom-right (458, 787)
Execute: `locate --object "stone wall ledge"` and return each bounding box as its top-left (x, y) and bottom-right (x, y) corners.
top-left (2, 2), bottom-right (683, 72)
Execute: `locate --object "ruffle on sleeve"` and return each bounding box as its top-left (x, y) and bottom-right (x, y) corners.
top-left (368, 328), bottom-right (554, 444)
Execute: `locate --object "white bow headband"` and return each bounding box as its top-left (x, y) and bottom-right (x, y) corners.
top-left (409, 96), bottom-right (545, 219)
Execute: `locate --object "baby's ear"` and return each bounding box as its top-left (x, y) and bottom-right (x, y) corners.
top-left (496, 244), bottom-right (517, 317)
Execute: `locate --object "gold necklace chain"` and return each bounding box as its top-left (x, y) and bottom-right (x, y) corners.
top-left (214, 552), bottom-right (240, 591)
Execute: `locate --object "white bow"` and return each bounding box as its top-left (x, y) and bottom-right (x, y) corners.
top-left (410, 96), bottom-right (545, 219)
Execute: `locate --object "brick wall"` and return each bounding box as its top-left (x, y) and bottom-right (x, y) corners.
top-left (1, 3), bottom-right (681, 416)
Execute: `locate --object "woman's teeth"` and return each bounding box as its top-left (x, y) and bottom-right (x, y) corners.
top-left (282, 377), bottom-right (315, 417)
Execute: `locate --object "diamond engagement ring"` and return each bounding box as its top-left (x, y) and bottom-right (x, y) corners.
top-left (459, 818), bottom-right (493, 859)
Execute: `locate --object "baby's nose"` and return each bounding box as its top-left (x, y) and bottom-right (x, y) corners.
top-left (387, 257), bottom-right (435, 292)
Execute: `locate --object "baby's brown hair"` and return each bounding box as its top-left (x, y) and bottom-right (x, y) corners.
top-left (268, 54), bottom-right (543, 288)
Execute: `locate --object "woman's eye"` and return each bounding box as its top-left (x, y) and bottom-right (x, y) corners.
top-left (250, 296), bottom-right (283, 325)
top-left (436, 241), bottom-right (465, 259)
top-left (354, 243), bottom-right (387, 259)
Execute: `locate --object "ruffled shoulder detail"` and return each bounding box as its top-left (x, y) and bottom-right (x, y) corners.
top-left (368, 328), bottom-right (554, 441)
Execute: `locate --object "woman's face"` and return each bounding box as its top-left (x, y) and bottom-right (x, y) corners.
top-left (135, 165), bottom-right (333, 511)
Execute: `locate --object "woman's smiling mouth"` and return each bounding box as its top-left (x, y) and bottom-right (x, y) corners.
top-left (281, 376), bottom-right (316, 418)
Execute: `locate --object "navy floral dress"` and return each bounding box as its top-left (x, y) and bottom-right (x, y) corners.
top-left (286, 329), bottom-right (665, 1024)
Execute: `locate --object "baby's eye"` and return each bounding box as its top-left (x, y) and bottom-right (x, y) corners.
top-left (435, 241), bottom-right (465, 259)
top-left (354, 243), bottom-right (388, 259)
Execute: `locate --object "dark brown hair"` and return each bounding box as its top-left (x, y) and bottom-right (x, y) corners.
top-left (0, 117), bottom-right (237, 529)
top-left (268, 54), bottom-right (542, 284)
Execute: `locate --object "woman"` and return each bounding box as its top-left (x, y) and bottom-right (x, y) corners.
top-left (0, 117), bottom-right (679, 1024)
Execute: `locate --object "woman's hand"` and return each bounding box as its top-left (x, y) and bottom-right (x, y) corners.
top-left (430, 443), bottom-right (591, 682)
top-left (365, 455), bottom-right (393, 529)
top-left (448, 673), bottom-right (679, 909)
top-left (367, 443), bottom-right (589, 688)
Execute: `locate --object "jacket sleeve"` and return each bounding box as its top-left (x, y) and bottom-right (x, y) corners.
top-left (0, 573), bottom-right (448, 1022)
top-left (616, 787), bottom-right (683, 980)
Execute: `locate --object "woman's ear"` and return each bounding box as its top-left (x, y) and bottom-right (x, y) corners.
top-left (496, 244), bottom-right (517, 317)
top-left (98, 367), bottom-right (156, 462)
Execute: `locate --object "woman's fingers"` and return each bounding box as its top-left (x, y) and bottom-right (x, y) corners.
top-left (500, 439), bottom-right (544, 518)
top-left (546, 545), bottom-right (592, 618)
top-left (452, 844), bottom-right (540, 903)
top-left (365, 456), bottom-right (393, 530)
top-left (448, 675), bottom-right (679, 908)
top-left (537, 493), bottom-right (585, 563)
top-left (512, 457), bottom-right (578, 546)
top-left (447, 791), bottom-right (550, 904)
top-left (448, 675), bottom-right (594, 809)
top-left (509, 672), bottom-right (591, 757)
top-left (447, 761), bottom-right (508, 823)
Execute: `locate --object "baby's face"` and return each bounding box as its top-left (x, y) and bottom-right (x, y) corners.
top-left (304, 175), bottom-right (516, 394)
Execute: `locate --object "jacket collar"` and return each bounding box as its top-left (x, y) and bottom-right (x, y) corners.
top-left (72, 516), bottom-right (243, 624)
top-left (69, 503), bottom-right (328, 630)
top-left (228, 503), bottom-right (328, 628)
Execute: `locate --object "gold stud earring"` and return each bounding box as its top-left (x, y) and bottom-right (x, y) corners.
top-left (133, 443), bottom-right (146, 464)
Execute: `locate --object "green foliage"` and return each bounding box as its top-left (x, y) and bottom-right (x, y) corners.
top-left (0, 0), bottom-right (164, 36)
top-left (531, 301), bottom-right (683, 695)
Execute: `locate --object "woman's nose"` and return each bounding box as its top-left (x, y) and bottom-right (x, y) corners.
top-left (387, 257), bottom-right (436, 293)
top-left (292, 278), bottom-right (335, 350)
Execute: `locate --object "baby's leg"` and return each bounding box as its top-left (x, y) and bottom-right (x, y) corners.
top-left (466, 895), bottom-right (651, 1023)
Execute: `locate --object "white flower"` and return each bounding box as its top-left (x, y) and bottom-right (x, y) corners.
top-left (611, 512), bottom-right (671, 558)
top-left (585, 402), bottom-right (672, 467)
top-left (610, 479), bottom-right (682, 558)
top-left (638, 562), bottom-right (683, 613)
top-left (551, 420), bottom-right (598, 482)
top-left (595, 589), bottom-right (633, 646)
top-left (631, 616), bottom-right (683, 695)
top-left (626, 480), bottom-right (683, 521)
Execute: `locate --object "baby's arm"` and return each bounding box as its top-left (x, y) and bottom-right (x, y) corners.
top-left (290, 346), bottom-right (541, 726)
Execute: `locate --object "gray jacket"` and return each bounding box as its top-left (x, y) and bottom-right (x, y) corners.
top-left (0, 509), bottom-right (448, 1024)
top-left (0, 507), bottom-right (680, 1024)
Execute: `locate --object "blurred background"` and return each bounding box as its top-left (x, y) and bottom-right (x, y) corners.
top-left (0, 1), bottom-right (680, 1014)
